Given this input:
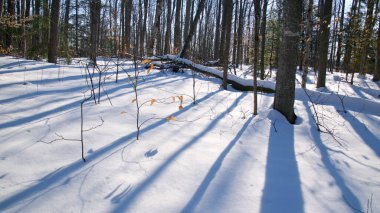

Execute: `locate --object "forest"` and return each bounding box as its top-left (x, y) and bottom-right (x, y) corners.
top-left (0, 0), bottom-right (380, 212)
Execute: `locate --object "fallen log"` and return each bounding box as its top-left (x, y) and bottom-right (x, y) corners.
top-left (147, 55), bottom-right (275, 93)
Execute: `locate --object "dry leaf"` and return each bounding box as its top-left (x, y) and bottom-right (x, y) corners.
top-left (120, 111), bottom-right (127, 116)
top-left (178, 105), bottom-right (183, 110)
top-left (132, 99), bottom-right (136, 103)
top-left (166, 115), bottom-right (177, 122)
top-left (150, 99), bottom-right (156, 106)
top-left (147, 63), bottom-right (154, 74)
top-left (141, 59), bottom-right (152, 64)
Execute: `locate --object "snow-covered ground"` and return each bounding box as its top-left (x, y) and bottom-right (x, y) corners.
top-left (0, 56), bottom-right (379, 212)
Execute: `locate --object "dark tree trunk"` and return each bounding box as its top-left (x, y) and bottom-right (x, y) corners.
top-left (125, 0), bottom-right (132, 54)
top-left (75, 0), bottom-right (79, 55)
top-left (253, 0), bottom-right (261, 114)
top-left (183, 0), bottom-right (191, 38)
top-left (89, 0), bottom-right (101, 64)
top-left (148, 0), bottom-right (163, 56)
top-left (335, 0), bottom-right (345, 69)
top-left (5, 0), bottom-right (15, 48)
top-left (301, 0), bottom-right (313, 88)
top-left (374, 22), bottom-right (380, 81)
top-left (274, 0), bottom-right (302, 124)
top-left (213, 0), bottom-right (222, 59)
top-left (316, 0), bottom-right (333, 88)
top-left (0, 0), bottom-right (3, 17)
top-left (47, 0), bottom-right (60, 63)
top-left (259, 0), bottom-right (268, 80)
top-left (173, 0), bottom-right (182, 52)
top-left (359, 0), bottom-right (375, 76)
top-left (25, 0), bottom-right (29, 17)
top-left (179, 0), bottom-right (207, 58)
top-left (220, 0), bottom-right (233, 89)
top-left (164, 0), bottom-right (172, 53)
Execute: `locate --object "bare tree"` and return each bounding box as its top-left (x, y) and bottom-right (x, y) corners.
top-left (274, 0), bottom-right (302, 124)
top-left (173, 0), bottom-right (182, 52)
top-left (253, 0), bottom-right (261, 115)
top-left (89, 0), bottom-right (101, 64)
top-left (220, 0), bottom-right (234, 89)
top-left (148, 0), bottom-right (164, 56)
top-left (316, 0), bottom-right (333, 88)
top-left (47, 0), bottom-right (61, 63)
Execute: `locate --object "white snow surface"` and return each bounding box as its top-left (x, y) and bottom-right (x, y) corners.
top-left (0, 56), bottom-right (379, 213)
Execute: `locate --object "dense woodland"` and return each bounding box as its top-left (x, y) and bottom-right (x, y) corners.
top-left (0, 0), bottom-right (379, 122)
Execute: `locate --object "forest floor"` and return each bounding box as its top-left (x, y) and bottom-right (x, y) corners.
top-left (0, 56), bottom-right (379, 212)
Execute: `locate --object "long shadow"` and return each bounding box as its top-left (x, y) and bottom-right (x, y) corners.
top-left (0, 89), bottom-right (220, 212)
top-left (0, 75), bottom-right (185, 129)
top-left (181, 116), bottom-right (253, 212)
top-left (0, 64), bottom-right (58, 75)
top-left (0, 71), bottom-right (180, 106)
top-left (0, 59), bottom-right (37, 69)
top-left (304, 101), bottom-right (363, 211)
top-left (337, 110), bottom-right (380, 157)
top-left (111, 92), bottom-right (247, 213)
top-left (260, 111), bottom-right (304, 213)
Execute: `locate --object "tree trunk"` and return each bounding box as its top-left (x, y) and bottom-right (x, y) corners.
top-left (374, 23), bottom-right (380, 81)
top-left (213, 0), bottom-right (222, 59)
top-left (274, 0), bottom-right (302, 124)
top-left (164, 0), bottom-right (172, 53)
top-left (236, 0), bottom-right (246, 66)
top-left (183, 0), bottom-right (191, 38)
top-left (358, 0), bottom-right (375, 76)
top-left (179, 0), bottom-right (207, 58)
top-left (5, 0), bottom-right (14, 49)
top-left (47, 0), bottom-right (60, 63)
top-left (0, 0), bottom-right (3, 17)
top-left (147, 0), bottom-right (163, 56)
top-left (173, 0), bottom-right (182, 53)
top-left (75, 0), bottom-right (79, 55)
top-left (302, 0), bottom-right (313, 88)
top-left (220, 0), bottom-right (233, 89)
top-left (260, 0), bottom-right (268, 80)
top-left (343, 0), bottom-right (359, 81)
top-left (335, 0), bottom-right (345, 69)
top-left (316, 0), bottom-right (333, 88)
top-left (125, 0), bottom-right (132, 54)
top-left (253, 0), bottom-right (261, 115)
top-left (89, 0), bottom-right (101, 64)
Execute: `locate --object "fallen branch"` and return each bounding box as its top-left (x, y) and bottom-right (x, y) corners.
top-left (146, 55), bottom-right (275, 93)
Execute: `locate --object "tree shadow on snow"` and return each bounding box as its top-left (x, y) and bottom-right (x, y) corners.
top-left (0, 89), bottom-right (221, 212)
top-left (181, 116), bottom-right (254, 212)
top-left (110, 92), bottom-right (247, 213)
top-left (259, 111), bottom-right (304, 213)
top-left (303, 101), bottom-right (363, 212)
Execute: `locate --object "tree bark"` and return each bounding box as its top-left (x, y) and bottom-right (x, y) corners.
top-left (173, 0), bottom-right (182, 53)
top-left (302, 0), bottom-right (313, 88)
top-left (47, 0), bottom-right (61, 63)
top-left (335, 0), bottom-right (345, 69)
top-left (164, 0), bottom-right (172, 53)
top-left (179, 0), bottom-right (207, 58)
top-left (125, 0), bottom-right (132, 54)
top-left (147, 0), bottom-right (163, 56)
top-left (221, 0), bottom-right (233, 89)
top-left (89, 0), bottom-right (101, 64)
top-left (374, 23), bottom-right (380, 81)
top-left (259, 0), bottom-right (268, 80)
top-left (359, 0), bottom-right (375, 76)
top-left (316, 0), bottom-right (333, 88)
top-left (213, 0), bottom-right (222, 59)
top-left (274, 0), bottom-right (302, 124)
top-left (253, 0), bottom-right (261, 114)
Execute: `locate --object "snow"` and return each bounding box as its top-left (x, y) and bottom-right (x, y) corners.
top-left (0, 56), bottom-right (379, 212)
